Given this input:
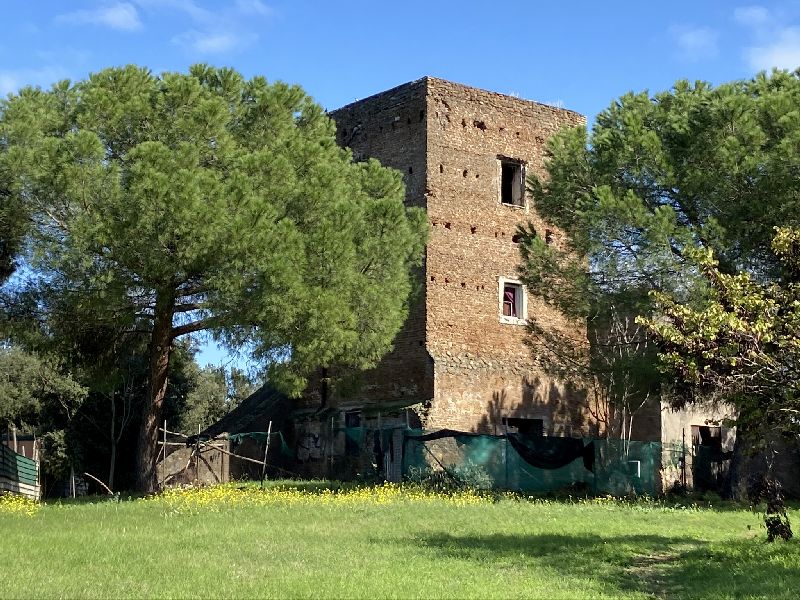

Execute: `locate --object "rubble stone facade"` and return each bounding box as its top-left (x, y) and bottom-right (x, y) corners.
top-left (323, 77), bottom-right (594, 437)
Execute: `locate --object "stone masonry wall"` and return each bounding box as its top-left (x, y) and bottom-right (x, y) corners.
top-left (422, 78), bottom-right (592, 434)
top-left (325, 80), bottom-right (433, 410)
top-left (325, 77), bottom-right (594, 438)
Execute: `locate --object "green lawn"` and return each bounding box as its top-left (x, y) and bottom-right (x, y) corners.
top-left (1, 483), bottom-right (798, 599)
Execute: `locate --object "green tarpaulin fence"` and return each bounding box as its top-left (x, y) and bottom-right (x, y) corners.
top-left (401, 431), bottom-right (661, 496)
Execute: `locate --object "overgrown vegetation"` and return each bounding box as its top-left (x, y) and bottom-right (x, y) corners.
top-left (524, 70), bottom-right (800, 510)
top-left (0, 483), bottom-right (798, 599)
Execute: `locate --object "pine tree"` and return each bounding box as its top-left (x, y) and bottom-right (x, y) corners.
top-left (0, 65), bottom-right (427, 491)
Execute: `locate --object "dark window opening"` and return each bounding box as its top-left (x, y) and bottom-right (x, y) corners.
top-left (503, 417), bottom-right (544, 437)
top-left (545, 229), bottom-right (553, 245)
top-left (345, 410), bottom-right (362, 456)
top-left (692, 425), bottom-right (722, 450)
top-left (500, 159), bottom-right (525, 206)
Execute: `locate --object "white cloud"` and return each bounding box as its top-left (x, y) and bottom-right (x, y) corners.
top-left (134, 0), bottom-right (212, 23)
top-left (735, 5), bottom-right (800, 70)
top-left (56, 2), bottom-right (142, 32)
top-left (236, 0), bottom-right (272, 16)
top-left (734, 5), bottom-right (772, 28)
top-left (172, 30), bottom-right (255, 54)
top-left (671, 25), bottom-right (719, 61)
top-left (744, 27), bottom-right (800, 70)
top-left (135, 0), bottom-right (271, 55)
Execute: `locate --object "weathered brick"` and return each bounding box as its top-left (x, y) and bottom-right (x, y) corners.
top-left (314, 77), bottom-right (595, 438)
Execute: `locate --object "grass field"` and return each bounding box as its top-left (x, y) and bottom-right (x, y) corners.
top-left (1, 482), bottom-right (798, 599)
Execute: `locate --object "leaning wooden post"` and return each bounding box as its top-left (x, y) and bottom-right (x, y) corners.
top-left (260, 421), bottom-right (273, 488)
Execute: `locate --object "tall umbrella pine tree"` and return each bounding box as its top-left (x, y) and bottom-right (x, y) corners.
top-left (0, 65), bottom-right (427, 492)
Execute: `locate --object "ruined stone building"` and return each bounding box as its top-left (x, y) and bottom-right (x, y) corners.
top-left (188, 77), bottom-right (767, 493)
top-left (278, 77), bottom-right (597, 478)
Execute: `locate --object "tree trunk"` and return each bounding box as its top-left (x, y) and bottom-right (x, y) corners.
top-left (135, 292), bottom-right (174, 493)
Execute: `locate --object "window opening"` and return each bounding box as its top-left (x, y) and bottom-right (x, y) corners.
top-left (691, 425), bottom-right (722, 450)
top-left (503, 284), bottom-right (520, 317)
top-left (500, 158), bottom-right (525, 206)
top-left (345, 410), bottom-right (362, 456)
top-left (499, 279), bottom-right (526, 324)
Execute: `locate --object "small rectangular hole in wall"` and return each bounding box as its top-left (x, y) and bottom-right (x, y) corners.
top-left (500, 158), bottom-right (525, 206)
top-left (502, 417), bottom-right (544, 437)
top-left (545, 229), bottom-right (553, 244)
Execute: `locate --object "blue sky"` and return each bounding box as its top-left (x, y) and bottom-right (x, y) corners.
top-left (3, 0), bottom-right (799, 367)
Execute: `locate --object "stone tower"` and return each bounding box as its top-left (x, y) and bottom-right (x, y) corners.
top-left (312, 77), bottom-right (593, 440)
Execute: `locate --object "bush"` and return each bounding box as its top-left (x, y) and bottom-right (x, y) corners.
top-left (405, 461), bottom-right (493, 492)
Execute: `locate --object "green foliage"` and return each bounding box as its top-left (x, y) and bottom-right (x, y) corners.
top-left (405, 462), bottom-right (494, 492)
top-left (531, 71), bottom-right (800, 286)
top-left (0, 65), bottom-right (426, 489)
top-left (0, 186), bottom-right (27, 283)
top-left (178, 365), bottom-right (229, 434)
top-left (524, 71), bottom-right (800, 434)
top-left (0, 64), bottom-right (426, 389)
top-left (639, 228), bottom-right (800, 435)
top-left (0, 346), bottom-right (87, 431)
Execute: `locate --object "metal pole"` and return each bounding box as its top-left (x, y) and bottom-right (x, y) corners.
top-left (12, 425), bottom-right (18, 453)
top-left (260, 421), bottom-right (272, 488)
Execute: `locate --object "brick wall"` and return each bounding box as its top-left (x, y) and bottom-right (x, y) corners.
top-left (325, 77), bottom-right (594, 437)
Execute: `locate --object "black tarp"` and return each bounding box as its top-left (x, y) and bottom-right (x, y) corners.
top-left (506, 433), bottom-right (594, 472)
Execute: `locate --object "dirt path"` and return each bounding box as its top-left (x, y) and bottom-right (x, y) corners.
top-left (625, 544), bottom-right (699, 598)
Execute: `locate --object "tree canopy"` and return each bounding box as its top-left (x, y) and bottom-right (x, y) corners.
top-left (523, 70), bottom-right (800, 443)
top-left (640, 228), bottom-right (800, 435)
top-left (0, 65), bottom-right (427, 490)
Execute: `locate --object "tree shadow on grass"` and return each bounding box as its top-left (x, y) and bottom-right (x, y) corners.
top-left (402, 532), bottom-right (800, 599)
